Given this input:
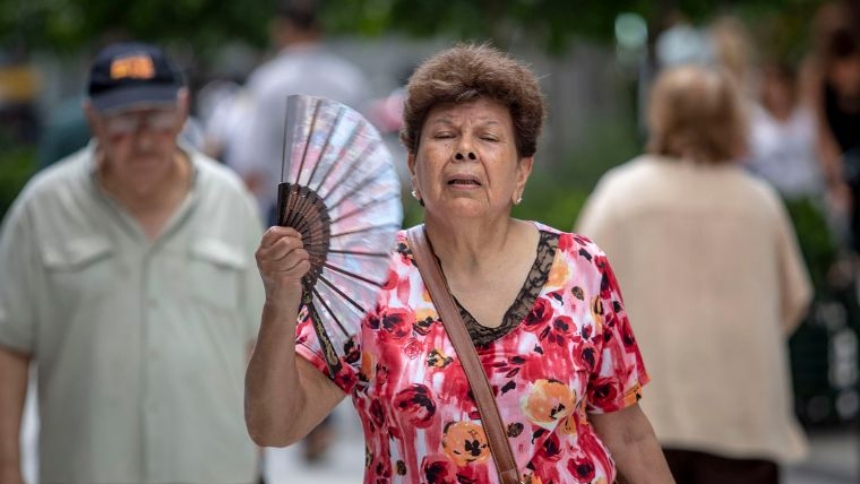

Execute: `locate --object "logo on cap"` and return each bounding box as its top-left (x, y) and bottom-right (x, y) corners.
top-left (110, 55), bottom-right (156, 80)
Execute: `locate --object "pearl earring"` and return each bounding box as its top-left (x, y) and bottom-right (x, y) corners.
top-left (515, 196), bottom-right (523, 205)
top-left (411, 190), bottom-right (420, 200)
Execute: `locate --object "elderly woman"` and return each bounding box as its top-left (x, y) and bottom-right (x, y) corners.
top-left (576, 66), bottom-right (812, 484)
top-left (246, 44), bottom-right (674, 484)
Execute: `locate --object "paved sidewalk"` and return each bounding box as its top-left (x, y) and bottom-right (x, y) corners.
top-left (785, 426), bottom-right (860, 483)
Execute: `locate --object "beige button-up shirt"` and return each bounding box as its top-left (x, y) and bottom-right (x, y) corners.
top-left (0, 144), bottom-right (264, 483)
top-left (576, 155), bottom-right (811, 463)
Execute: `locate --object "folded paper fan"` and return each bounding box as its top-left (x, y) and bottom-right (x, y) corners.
top-left (276, 95), bottom-right (403, 377)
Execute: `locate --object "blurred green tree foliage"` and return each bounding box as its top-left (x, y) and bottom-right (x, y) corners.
top-left (0, 0), bottom-right (273, 56)
top-left (0, 0), bottom-right (827, 58)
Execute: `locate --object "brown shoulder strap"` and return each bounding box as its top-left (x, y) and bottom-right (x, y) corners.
top-left (406, 225), bottom-right (523, 484)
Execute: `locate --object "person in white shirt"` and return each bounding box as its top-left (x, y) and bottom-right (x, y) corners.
top-left (232, 0), bottom-right (371, 224)
top-left (746, 62), bottom-right (825, 200)
top-left (232, 0), bottom-right (370, 463)
top-left (0, 41), bottom-right (264, 484)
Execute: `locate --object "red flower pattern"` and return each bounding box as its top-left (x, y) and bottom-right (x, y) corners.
top-left (295, 224), bottom-right (649, 483)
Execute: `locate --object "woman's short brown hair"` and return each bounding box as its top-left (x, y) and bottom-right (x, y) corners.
top-left (400, 44), bottom-right (546, 158)
top-left (647, 65), bottom-right (747, 164)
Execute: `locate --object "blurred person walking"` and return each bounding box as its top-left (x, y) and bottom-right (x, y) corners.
top-left (0, 42), bottom-right (264, 484)
top-left (805, 2), bottom-right (860, 254)
top-left (232, 0), bottom-right (370, 225)
top-left (232, 0), bottom-right (371, 462)
top-left (747, 62), bottom-right (825, 201)
top-left (577, 65), bottom-right (812, 484)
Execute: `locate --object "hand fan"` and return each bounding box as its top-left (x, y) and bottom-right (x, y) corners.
top-left (276, 95), bottom-right (403, 378)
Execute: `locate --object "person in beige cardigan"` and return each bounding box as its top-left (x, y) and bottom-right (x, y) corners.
top-left (576, 65), bottom-right (813, 484)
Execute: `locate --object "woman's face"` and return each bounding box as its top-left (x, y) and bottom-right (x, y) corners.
top-left (408, 98), bottom-right (533, 220)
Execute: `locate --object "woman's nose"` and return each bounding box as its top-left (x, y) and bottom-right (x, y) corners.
top-left (454, 151), bottom-right (477, 161)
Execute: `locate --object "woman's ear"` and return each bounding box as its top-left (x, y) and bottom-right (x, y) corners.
top-left (407, 153), bottom-right (424, 206)
top-left (516, 156), bottom-right (534, 190)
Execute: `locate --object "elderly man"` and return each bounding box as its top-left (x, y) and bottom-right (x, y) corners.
top-left (0, 42), bottom-right (264, 484)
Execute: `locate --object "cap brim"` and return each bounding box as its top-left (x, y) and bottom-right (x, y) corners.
top-left (91, 84), bottom-right (180, 114)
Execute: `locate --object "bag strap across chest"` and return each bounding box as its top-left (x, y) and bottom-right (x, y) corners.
top-left (406, 225), bottom-right (524, 484)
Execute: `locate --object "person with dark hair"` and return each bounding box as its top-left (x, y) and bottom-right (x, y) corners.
top-left (246, 43), bottom-right (675, 484)
top-left (805, 1), bottom-right (860, 250)
top-left (577, 65), bottom-right (812, 484)
top-left (0, 42), bottom-right (264, 484)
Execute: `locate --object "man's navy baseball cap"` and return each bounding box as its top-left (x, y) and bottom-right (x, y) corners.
top-left (87, 42), bottom-right (183, 114)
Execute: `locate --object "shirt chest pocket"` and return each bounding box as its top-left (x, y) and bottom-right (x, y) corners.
top-left (187, 240), bottom-right (246, 312)
top-left (42, 237), bottom-right (115, 302)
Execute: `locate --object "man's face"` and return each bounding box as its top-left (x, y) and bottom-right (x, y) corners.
top-left (86, 91), bottom-right (188, 195)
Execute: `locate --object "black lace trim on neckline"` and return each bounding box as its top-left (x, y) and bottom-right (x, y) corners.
top-left (454, 230), bottom-right (559, 346)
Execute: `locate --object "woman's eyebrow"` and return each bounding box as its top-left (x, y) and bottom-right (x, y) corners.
top-left (428, 117), bottom-right (503, 127)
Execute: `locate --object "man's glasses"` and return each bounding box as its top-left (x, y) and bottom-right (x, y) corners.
top-left (103, 110), bottom-right (178, 137)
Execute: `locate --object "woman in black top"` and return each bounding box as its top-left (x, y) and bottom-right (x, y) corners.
top-left (810, 12), bottom-right (860, 249)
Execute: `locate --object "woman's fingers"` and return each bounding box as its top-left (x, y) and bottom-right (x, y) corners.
top-left (259, 235), bottom-right (301, 261)
top-left (272, 248), bottom-right (311, 274)
top-left (258, 227), bottom-right (303, 259)
top-left (260, 226), bottom-right (301, 248)
top-left (256, 226), bottom-right (312, 280)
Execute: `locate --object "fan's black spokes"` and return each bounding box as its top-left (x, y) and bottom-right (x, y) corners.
top-left (276, 183), bottom-right (299, 226)
top-left (277, 182), bottom-right (332, 289)
top-left (323, 262), bottom-right (387, 288)
top-left (288, 185), bottom-right (326, 230)
top-left (281, 184), bottom-right (331, 243)
top-left (301, 105), bottom-right (347, 188)
top-left (283, 185), bottom-right (308, 229)
top-left (280, 184), bottom-right (309, 231)
top-left (294, 213), bottom-right (331, 247)
top-left (304, 299), bottom-right (343, 378)
top-left (312, 287), bottom-right (351, 337)
top-left (328, 191), bottom-right (401, 226)
top-left (330, 222), bottom-right (403, 240)
top-left (317, 274), bottom-right (371, 315)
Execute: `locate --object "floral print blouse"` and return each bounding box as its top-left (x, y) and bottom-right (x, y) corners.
top-left (295, 222), bottom-right (650, 484)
